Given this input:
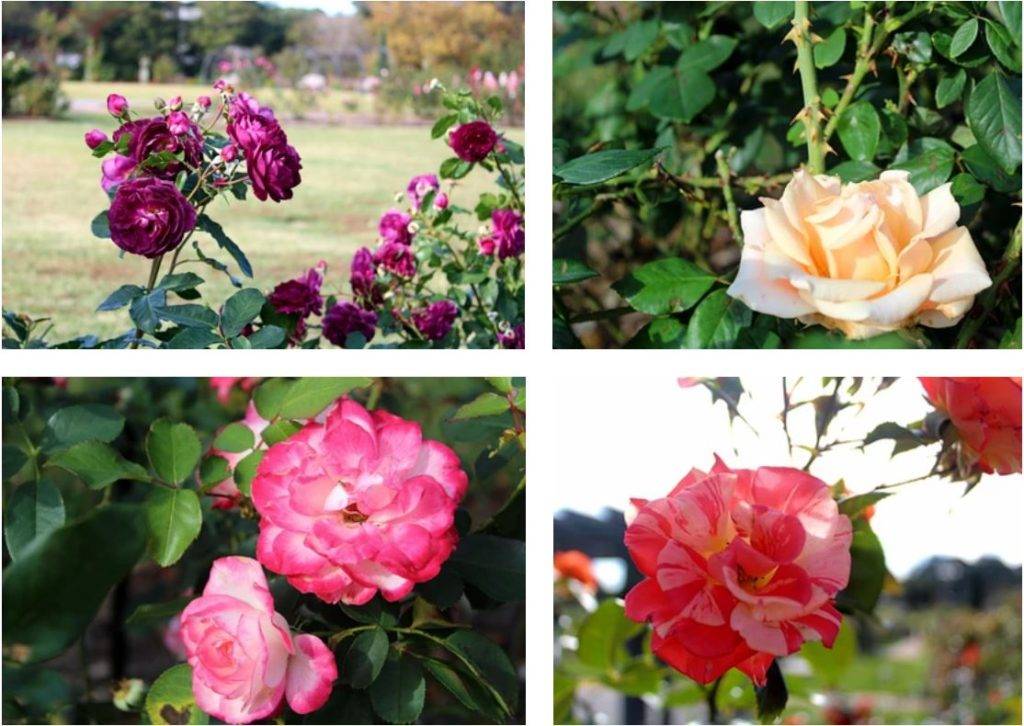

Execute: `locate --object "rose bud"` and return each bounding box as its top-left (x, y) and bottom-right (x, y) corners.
top-left (166, 111), bottom-right (190, 136)
top-left (168, 95), bottom-right (183, 111)
top-left (106, 93), bottom-right (129, 118)
top-left (434, 192), bottom-right (449, 210)
top-left (197, 95), bottom-right (212, 109)
top-left (221, 143), bottom-right (238, 162)
top-left (213, 78), bottom-right (228, 91)
top-left (84, 128), bottom-right (108, 150)
top-left (449, 119), bottom-right (498, 162)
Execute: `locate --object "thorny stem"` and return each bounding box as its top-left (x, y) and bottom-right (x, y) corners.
top-left (956, 218), bottom-right (1022, 348)
top-left (715, 150), bottom-right (742, 244)
top-left (792, 1), bottom-right (825, 173)
top-left (802, 378), bottom-right (841, 472)
top-left (706, 676), bottom-right (723, 724)
top-left (781, 378), bottom-right (795, 460)
top-left (493, 156), bottom-right (523, 209)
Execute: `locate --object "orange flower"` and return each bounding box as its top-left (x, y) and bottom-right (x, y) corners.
top-left (554, 550), bottom-right (598, 591)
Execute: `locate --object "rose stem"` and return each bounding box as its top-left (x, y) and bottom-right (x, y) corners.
top-left (128, 256), bottom-right (165, 349)
top-left (792, 0), bottom-right (825, 174)
top-left (705, 675), bottom-right (723, 723)
top-left (715, 149), bottom-right (743, 244)
top-left (493, 155), bottom-right (523, 209)
top-left (955, 217), bottom-right (1022, 348)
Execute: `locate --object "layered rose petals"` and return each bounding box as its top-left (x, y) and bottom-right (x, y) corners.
top-left (251, 399), bottom-right (468, 605)
top-left (726, 170), bottom-right (992, 339)
top-left (179, 557), bottom-right (336, 724)
top-left (624, 458), bottom-right (852, 686)
top-left (920, 377), bottom-right (1023, 475)
top-left (107, 178), bottom-right (197, 258)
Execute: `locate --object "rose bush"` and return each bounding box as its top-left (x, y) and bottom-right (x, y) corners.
top-left (2, 377), bottom-right (525, 724)
top-left (552, 1), bottom-right (1021, 349)
top-left (3, 85), bottom-right (524, 350)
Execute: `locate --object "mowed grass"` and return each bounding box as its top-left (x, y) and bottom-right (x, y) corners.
top-left (3, 90), bottom-right (521, 341)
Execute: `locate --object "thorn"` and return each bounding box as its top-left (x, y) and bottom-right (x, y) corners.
top-left (811, 32), bottom-right (824, 43)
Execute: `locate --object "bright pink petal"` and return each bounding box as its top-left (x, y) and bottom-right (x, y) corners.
top-left (285, 634), bottom-right (338, 714)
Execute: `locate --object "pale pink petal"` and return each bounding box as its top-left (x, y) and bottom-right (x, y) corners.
top-left (204, 557), bottom-right (275, 616)
top-left (285, 634), bottom-right (338, 715)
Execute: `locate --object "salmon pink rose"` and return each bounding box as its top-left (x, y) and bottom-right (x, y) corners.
top-left (179, 557), bottom-right (336, 723)
top-left (251, 399), bottom-right (468, 604)
top-left (624, 457), bottom-right (852, 686)
top-left (920, 377), bottom-right (1022, 475)
top-left (727, 170), bottom-right (991, 339)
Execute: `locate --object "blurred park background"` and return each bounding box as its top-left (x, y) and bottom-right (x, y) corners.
top-left (1, 1), bottom-right (524, 340)
top-left (552, 377), bottom-right (1022, 724)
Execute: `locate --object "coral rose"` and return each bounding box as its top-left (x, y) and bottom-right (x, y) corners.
top-left (251, 399), bottom-right (468, 604)
top-left (727, 169), bottom-right (992, 339)
top-left (108, 178), bottom-right (197, 258)
top-left (554, 550), bottom-right (598, 591)
top-left (920, 377), bottom-right (1022, 475)
top-left (624, 457), bottom-right (852, 685)
top-left (179, 557), bottom-right (337, 723)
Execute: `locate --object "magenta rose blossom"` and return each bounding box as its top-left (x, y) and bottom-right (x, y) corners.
top-left (268, 262), bottom-right (325, 317)
top-left (180, 557), bottom-right (337, 723)
top-left (375, 241), bottom-right (416, 278)
top-left (248, 142), bottom-right (302, 202)
top-left (449, 120), bottom-right (498, 162)
top-left (113, 117), bottom-right (204, 182)
top-left (350, 247), bottom-right (381, 307)
top-left (107, 93), bottom-right (128, 118)
top-left (412, 300), bottom-right (458, 341)
top-left (251, 399), bottom-right (468, 604)
top-left (406, 173), bottom-right (440, 209)
top-left (498, 323), bottom-right (525, 349)
top-left (201, 403), bottom-right (271, 510)
top-left (85, 129), bottom-right (108, 150)
top-left (101, 154), bottom-right (136, 192)
top-left (491, 209), bottom-right (525, 259)
top-left (227, 99), bottom-right (287, 151)
top-left (323, 301), bottom-right (377, 345)
top-left (108, 178), bottom-right (197, 258)
top-left (434, 192), bottom-right (449, 210)
top-left (378, 209), bottom-right (413, 245)
top-left (166, 110), bottom-right (191, 136)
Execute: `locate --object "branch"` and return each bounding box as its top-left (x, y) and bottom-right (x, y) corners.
top-left (955, 217), bottom-right (1023, 348)
top-left (715, 149), bottom-right (743, 244)
top-left (791, 1), bottom-right (825, 173)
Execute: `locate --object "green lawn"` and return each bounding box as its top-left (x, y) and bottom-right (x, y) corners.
top-left (3, 85), bottom-right (520, 341)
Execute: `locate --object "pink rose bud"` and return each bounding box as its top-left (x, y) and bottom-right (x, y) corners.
top-left (106, 93), bottom-right (128, 118)
top-left (84, 128), bottom-right (108, 150)
top-left (221, 143), bottom-right (238, 162)
top-left (168, 96), bottom-right (183, 111)
top-left (166, 111), bottom-right (190, 136)
top-left (434, 192), bottom-right (449, 210)
top-left (197, 95), bottom-right (212, 108)
top-left (213, 78), bottom-right (228, 91)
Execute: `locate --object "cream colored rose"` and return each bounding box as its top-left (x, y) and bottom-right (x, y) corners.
top-left (726, 169), bottom-right (992, 339)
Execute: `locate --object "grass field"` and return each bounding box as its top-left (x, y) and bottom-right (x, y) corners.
top-left (3, 82), bottom-right (521, 341)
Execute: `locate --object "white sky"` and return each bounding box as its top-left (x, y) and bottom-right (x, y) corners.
top-left (553, 376), bottom-right (1023, 578)
top-left (268, 0), bottom-right (356, 15)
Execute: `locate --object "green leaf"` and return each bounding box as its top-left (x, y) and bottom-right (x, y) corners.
top-left (950, 173), bottom-right (986, 206)
top-left (1000, 317), bottom-right (1022, 348)
top-left (146, 420), bottom-right (201, 485)
top-left (577, 599), bottom-right (642, 670)
top-left (253, 378), bottom-right (291, 419)
top-left (889, 138), bottom-right (956, 194)
top-left (863, 422), bottom-right (924, 454)
top-left (949, 17), bottom-right (979, 57)
top-left (3, 444), bottom-right (28, 480)
top-left (343, 627), bottom-right (389, 689)
top-left (449, 534), bottom-right (525, 602)
top-left (130, 290), bottom-right (165, 335)
top-left (813, 27), bottom-right (846, 68)
top-left (892, 31), bottom-right (932, 62)
top-left (125, 597), bottom-right (193, 626)
top-left (212, 423), bottom-right (255, 453)
top-left (603, 19), bottom-right (659, 61)
top-left (233, 449), bottom-right (264, 497)
top-left (4, 481), bottom-right (64, 560)
top-left (260, 420), bottom-right (301, 446)
top-left (553, 258), bottom-right (598, 285)
top-left (935, 69), bottom-right (967, 109)
top-left (422, 658), bottom-right (493, 716)
top-left (248, 325), bottom-right (286, 349)
top-left (553, 148), bottom-right (662, 185)
top-left (219, 288), bottom-right (265, 338)
top-left (90, 211), bottom-right (110, 238)
top-left (197, 215), bottom-right (252, 278)
top-left (985, 18), bottom-right (1022, 72)
top-left (835, 520), bottom-right (887, 615)
top-left (965, 73), bottom-right (1022, 175)
top-left (279, 378), bottom-right (373, 419)
top-left (144, 664), bottom-right (208, 724)
top-left (198, 455), bottom-right (231, 488)
top-left (159, 304), bottom-right (218, 329)
top-left (439, 157), bottom-right (473, 180)
top-left (369, 653), bottom-right (425, 724)
top-left (801, 620), bottom-right (856, 687)
top-left (684, 290), bottom-right (751, 348)
top-left (836, 101), bottom-right (881, 162)
top-left (755, 660), bottom-right (788, 724)
top-left (998, 0), bottom-right (1022, 47)
top-left (431, 113), bottom-right (458, 139)
top-left (451, 393), bottom-right (509, 422)
top-left (3, 504), bottom-right (146, 663)
top-left (167, 328), bottom-right (221, 349)
top-left (828, 160), bottom-right (881, 183)
top-left (678, 35), bottom-right (737, 72)
top-left (649, 68), bottom-right (715, 122)
top-left (792, 329), bottom-right (920, 348)
top-left (625, 317), bottom-right (687, 348)
top-left (417, 566), bottom-right (465, 609)
top-left (154, 272), bottom-right (204, 293)
top-left (445, 630), bottom-right (518, 712)
top-left (145, 487), bottom-right (202, 567)
top-left (96, 284), bottom-right (145, 312)
top-left (613, 258), bottom-right (716, 315)
top-left (838, 491), bottom-right (892, 517)
top-left (40, 404), bottom-right (125, 453)
top-left (753, 1), bottom-right (793, 30)
top-left (961, 143), bottom-right (1022, 193)
top-left (48, 441), bottom-right (150, 489)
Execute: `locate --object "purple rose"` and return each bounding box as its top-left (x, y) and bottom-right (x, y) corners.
top-left (197, 95), bottom-right (212, 109)
top-left (221, 144), bottom-right (238, 162)
top-left (85, 129), bottom-right (108, 150)
top-left (449, 120), bottom-right (497, 162)
top-left (247, 142), bottom-right (302, 202)
top-left (434, 192), bottom-right (449, 210)
top-left (268, 262), bottom-right (325, 317)
top-left (113, 117), bottom-right (203, 181)
top-left (412, 300), bottom-right (458, 341)
top-left (498, 323), bottom-right (525, 349)
top-left (374, 242), bottom-right (416, 278)
top-left (107, 93), bottom-right (128, 118)
top-left (226, 96), bottom-right (286, 151)
top-left (350, 247), bottom-right (381, 306)
top-left (491, 208), bottom-right (525, 259)
top-left (378, 209), bottom-right (413, 245)
top-left (166, 111), bottom-right (190, 136)
top-left (168, 96), bottom-right (183, 111)
top-left (323, 301), bottom-right (377, 345)
top-left (108, 178), bottom-right (197, 258)
top-left (101, 154), bottom-right (136, 192)
top-left (406, 173), bottom-right (439, 209)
